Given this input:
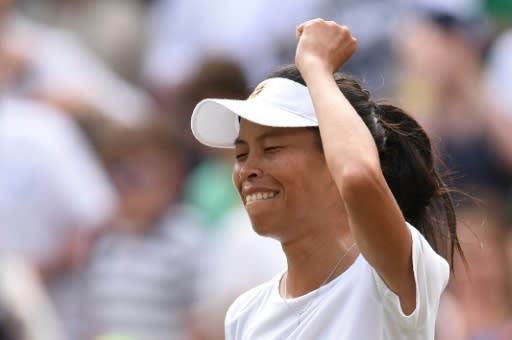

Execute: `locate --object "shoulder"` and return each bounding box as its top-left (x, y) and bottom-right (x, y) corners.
top-left (407, 222), bottom-right (450, 282)
top-left (368, 222), bottom-right (449, 329)
top-left (364, 222), bottom-right (449, 290)
top-left (225, 275), bottom-right (279, 326)
top-left (379, 222), bottom-right (450, 292)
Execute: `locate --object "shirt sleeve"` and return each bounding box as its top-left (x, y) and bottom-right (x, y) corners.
top-left (370, 222), bottom-right (450, 329)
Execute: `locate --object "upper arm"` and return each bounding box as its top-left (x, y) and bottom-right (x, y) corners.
top-left (339, 162), bottom-right (416, 314)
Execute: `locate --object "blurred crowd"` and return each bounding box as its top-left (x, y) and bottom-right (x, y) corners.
top-left (0, 0), bottom-right (511, 339)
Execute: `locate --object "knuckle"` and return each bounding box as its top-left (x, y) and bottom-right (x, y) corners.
top-left (309, 18), bottom-right (325, 27)
top-left (340, 25), bottom-right (350, 33)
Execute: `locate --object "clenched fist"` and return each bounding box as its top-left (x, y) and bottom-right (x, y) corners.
top-left (295, 19), bottom-right (357, 76)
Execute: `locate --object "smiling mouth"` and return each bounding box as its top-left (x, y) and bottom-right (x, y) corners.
top-left (245, 192), bottom-right (277, 204)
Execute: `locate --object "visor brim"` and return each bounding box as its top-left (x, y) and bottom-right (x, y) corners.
top-left (191, 98), bottom-right (318, 148)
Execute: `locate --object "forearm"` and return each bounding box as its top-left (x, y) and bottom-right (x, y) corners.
top-left (301, 65), bottom-right (381, 181)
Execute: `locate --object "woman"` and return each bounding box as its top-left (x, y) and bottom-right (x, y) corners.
top-left (191, 19), bottom-right (462, 339)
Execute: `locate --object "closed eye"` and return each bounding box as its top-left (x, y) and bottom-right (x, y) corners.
top-left (264, 146), bottom-right (282, 153)
top-left (235, 146), bottom-right (282, 161)
top-left (235, 152), bottom-right (248, 161)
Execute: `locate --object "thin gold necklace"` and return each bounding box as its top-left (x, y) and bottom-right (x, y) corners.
top-left (281, 242), bottom-right (357, 324)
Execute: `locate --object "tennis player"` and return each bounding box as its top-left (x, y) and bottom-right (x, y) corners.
top-left (191, 19), bottom-right (462, 340)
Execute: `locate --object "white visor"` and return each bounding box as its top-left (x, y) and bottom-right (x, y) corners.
top-left (190, 77), bottom-right (318, 148)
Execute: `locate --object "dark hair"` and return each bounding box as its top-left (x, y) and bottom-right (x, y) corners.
top-left (269, 64), bottom-right (463, 269)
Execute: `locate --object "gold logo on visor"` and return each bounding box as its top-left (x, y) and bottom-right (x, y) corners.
top-left (248, 81), bottom-right (268, 99)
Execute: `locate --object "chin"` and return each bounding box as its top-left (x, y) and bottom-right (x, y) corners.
top-left (248, 215), bottom-right (283, 241)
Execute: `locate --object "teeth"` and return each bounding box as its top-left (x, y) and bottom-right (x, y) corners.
top-left (246, 192), bottom-right (276, 203)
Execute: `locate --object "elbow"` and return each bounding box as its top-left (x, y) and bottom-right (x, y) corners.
top-left (335, 160), bottom-right (384, 200)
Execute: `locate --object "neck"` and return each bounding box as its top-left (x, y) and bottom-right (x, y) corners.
top-left (281, 225), bottom-right (358, 297)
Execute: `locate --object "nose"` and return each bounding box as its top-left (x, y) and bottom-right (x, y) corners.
top-left (236, 155), bottom-right (264, 183)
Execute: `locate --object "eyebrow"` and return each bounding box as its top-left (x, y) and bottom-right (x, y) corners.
top-left (234, 130), bottom-right (289, 146)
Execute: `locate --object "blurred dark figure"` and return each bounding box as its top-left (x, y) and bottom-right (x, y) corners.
top-left (0, 255), bottom-right (64, 340)
top-left (82, 118), bottom-right (204, 340)
top-left (166, 57), bottom-right (248, 164)
top-left (143, 0), bottom-right (405, 107)
top-left (437, 192), bottom-right (512, 339)
top-left (0, 98), bottom-right (116, 340)
top-left (0, 303), bottom-right (22, 340)
top-left (15, 0), bottom-right (148, 83)
top-left (0, 0), bottom-right (150, 126)
top-left (180, 58), bottom-right (249, 230)
top-left (393, 9), bottom-right (512, 197)
top-left (178, 58), bottom-right (286, 340)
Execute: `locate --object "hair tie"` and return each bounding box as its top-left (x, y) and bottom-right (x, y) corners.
top-left (369, 101), bottom-right (387, 149)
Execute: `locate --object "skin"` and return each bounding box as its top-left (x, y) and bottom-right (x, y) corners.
top-left (233, 122), bottom-right (357, 300)
top-left (233, 19), bottom-right (416, 314)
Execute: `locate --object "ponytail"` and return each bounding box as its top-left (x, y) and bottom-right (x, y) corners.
top-left (376, 104), bottom-right (462, 267)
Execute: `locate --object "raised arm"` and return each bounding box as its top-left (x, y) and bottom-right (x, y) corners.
top-left (295, 19), bottom-right (416, 313)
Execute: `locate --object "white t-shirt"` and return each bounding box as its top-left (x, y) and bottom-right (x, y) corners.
top-left (225, 223), bottom-right (449, 340)
top-left (0, 98), bottom-right (117, 260)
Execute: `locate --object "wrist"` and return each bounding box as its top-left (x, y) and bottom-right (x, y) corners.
top-left (298, 59), bottom-right (333, 83)
top-left (300, 65), bottom-right (333, 86)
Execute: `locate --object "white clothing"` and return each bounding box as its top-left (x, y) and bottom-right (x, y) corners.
top-left (144, 0), bottom-right (405, 89)
top-left (17, 0), bottom-right (147, 82)
top-left (144, 0), bottom-right (322, 86)
top-left (0, 98), bottom-right (118, 340)
top-left (6, 13), bottom-right (151, 126)
top-left (0, 98), bottom-right (117, 260)
top-left (0, 256), bottom-right (64, 340)
top-left (193, 207), bottom-right (286, 337)
top-left (86, 205), bottom-right (204, 340)
top-left (225, 223), bottom-right (449, 340)
top-left (195, 206), bottom-right (286, 310)
top-left (484, 29), bottom-right (512, 118)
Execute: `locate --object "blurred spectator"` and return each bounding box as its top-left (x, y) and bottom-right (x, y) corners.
top-left (175, 58), bottom-right (286, 339)
top-left (0, 302), bottom-right (22, 340)
top-left (15, 0), bottom-right (148, 83)
top-left (0, 0), bottom-right (509, 338)
top-left (0, 0), bottom-right (151, 126)
top-left (84, 120), bottom-right (204, 340)
top-left (180, 58), bottom-right (248, 229)
top-left (190, 207), bottom-right (286, 340)
top-left (392, 8), bottom-right (512, 197)
top-left (0, 255), bottom-right (64, 340)
top-left (143, 0), bottom-right (288, 95)
top-left (411, 0), bottom-right (483, 20)
top-left (437, 193), bottom-right (512, 339)
top-left (0, 98), bottom-right (118, 340)
top-left (484, 0), bottom-right (512, 27)
top-left (484, 28), bottom-right (512, 120)
top-left (312, 0), bottom-right (408, 96)
top-left (481, 28), bottom-right (512, 176)
top-left (183, 155), bottom-right (240, 230)
top-left (143, 0), bottom-right (405, 110)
